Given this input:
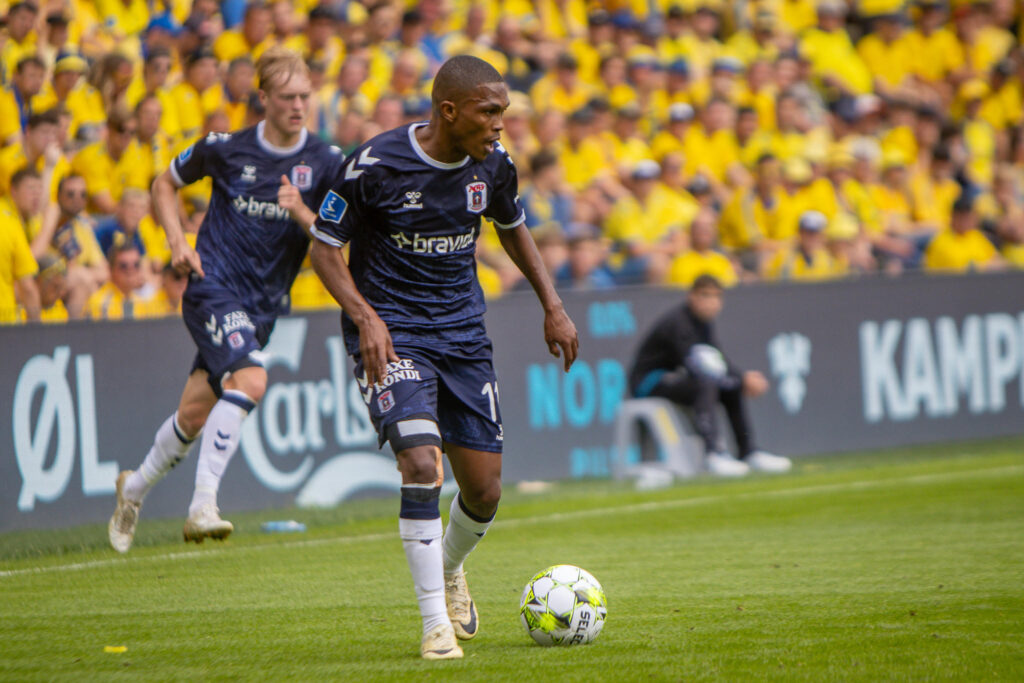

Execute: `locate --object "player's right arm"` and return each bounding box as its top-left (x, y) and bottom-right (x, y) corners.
top-left (308, 157), bottom-right (398, 385)
top-left (152, 138), bottom-right (218, 278)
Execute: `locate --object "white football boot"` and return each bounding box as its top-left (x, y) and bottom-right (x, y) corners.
top-left (420, 622), bottom-right (464, 660)
top-left (108, 470), bottom-right (141, 553)
top-left (183, 503), bottom-right (234, 543)
top-left (745, 450), bottom-right (793, 473)
top-left (445, 569), bottom-right (479, 640)
top-left (705, 451), bottom-right (751, 477)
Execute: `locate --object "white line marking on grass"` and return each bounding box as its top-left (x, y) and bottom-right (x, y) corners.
top-left (2, 463), bottom-right (1020, 580)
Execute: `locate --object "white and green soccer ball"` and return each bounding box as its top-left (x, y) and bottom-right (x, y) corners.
top-left (519, 564), bottom-right (607, 646)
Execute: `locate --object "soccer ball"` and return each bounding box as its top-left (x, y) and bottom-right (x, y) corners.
top-left (519, 564), bottom-right (607, 646)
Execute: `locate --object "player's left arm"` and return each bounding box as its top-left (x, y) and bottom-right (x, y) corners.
top-left (277, 174), bottom-right (317, 236)
top-left (497, 224), bottom-right (579, 371)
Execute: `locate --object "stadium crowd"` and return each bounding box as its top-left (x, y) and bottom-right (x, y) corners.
top-left (0, 0), bottom-right (1022, 324)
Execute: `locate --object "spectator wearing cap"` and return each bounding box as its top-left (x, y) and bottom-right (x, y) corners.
top-left (0, 1), bottom-right (39, 84)
top-left (170, 47), bottom-right (223, 144)
top-left (300, 5), bottom-right (345, 83)
top-left (691, 56), bottom-right (745, 108)
top-left (214, 1), bottom-right (274, 63)
top-left (38, 11), bottom-right (72, 71)
top-left (905, 0), bottom-right (964, 89)
top-left (718, 153), bottom-right (785, 270)
top-left (555, 222), bottom-right (616, 290)
top-left (818, 145), bottom-right (877, 272)
top-left (857, 6), bottom-right (916, 98)
top-left (0, 55), bottom-right (46, 146)
top-left (0, 170), bottom-right (41, 323)
top-left (604, 159), bottom-right (690, 284)
top-left (623, 46), bottom-right (666, 122)
top-left (651, 102), bottom-right (696, 162)
top-left (923, 192), bottom-right (1003, 272)
top-left (559, 107), bottom-right (612, 193)
top-left (799, 0), bottom-right (873, 97)
top-left (666, 207), bottom-right (738, 288)
top-left (31, 51), bottom-right (106, 142)
top-left (530, 51), bottom-right (595, 115)
top-left (765, 209), bottom-right (843, 281)
top-left (656, 5), bottom-right (688, 64)
top-left (86, 241), bottom-right (146, 320)
top-left (602, 103), bottom-right (654, 173)
top-left (71, 108), bottom-right (148, 215)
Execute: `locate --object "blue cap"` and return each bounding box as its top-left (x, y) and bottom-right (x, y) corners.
top-left (667, 58), bottom-right (689, 76)
top-left (146, 12), bottom-right (181, 36)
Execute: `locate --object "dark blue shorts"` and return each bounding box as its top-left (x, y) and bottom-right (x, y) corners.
top-left (355, 340), bottom-right (503, 454)
top-left (182, 287), bottom-right (276, 396)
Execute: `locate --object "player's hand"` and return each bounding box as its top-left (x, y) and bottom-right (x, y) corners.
top-left (544, 306), bottom-right (579, 372)
top-left (170, 241), bottom-right (204, 279)
top-left (278, 175), bottom-right (303, 216)
top-left (357, 311), bottom-right (400, 386)
top-left (743, 371), bottom-right (769, 398)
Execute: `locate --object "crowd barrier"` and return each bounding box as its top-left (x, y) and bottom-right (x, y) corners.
top-left (4, 271), bottom-right (1024, 531)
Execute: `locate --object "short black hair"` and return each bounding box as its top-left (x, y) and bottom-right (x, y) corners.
top-left (15, 54), bottom-right (45, 73)
top-left (690, 274), bottom-right (723, 292)
top-left (431, 55), bottom-right (503, 112)
top-left (27, 108), bottom-right (60, 129)
top-left (10, 167), bottom-right (41, 188)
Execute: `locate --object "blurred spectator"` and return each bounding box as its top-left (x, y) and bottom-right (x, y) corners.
top-left (94, 188), bottom-right (150, 258)
top-left (26, 254), bottom-right (68, 322)
top-left (214, 2), bottom-right (274, 63)
top-left (0, 55), bottom-right (47, 146)
top-left (521, 149), bottom-right (574, 231)
top-left (0, 2), bottom-right (39, 83)
top-left (86, 242), bottom-right (145, 320)
top-left (665, 207), bottom-right (738, 288)
top-left (554, 222), bottom-right (615, 290)
top-left (71, 108), bottom-right (148, 215)
top-left (88, 51), bottom-right (135, 118)
top-left (223, 57), bottom-right (256, 132)
top-left (764, 209), bottom-right (844, 281)
top-left (923, 193), bottom-right (1004, 272)
top-left (171, 47), bottom-right (222, 144)
top-left (31, 51), bottom-right (105, 143)
top-left (719, 153), bottom-right (784, 271)
top-left (134, 94), bottom-right (172, 188)
top-left (139, 262), bottom-right (188, 317)
top-left (0, 169), bottom-right (41, 323)
top-left (0, 109), bottom-right (67, 201)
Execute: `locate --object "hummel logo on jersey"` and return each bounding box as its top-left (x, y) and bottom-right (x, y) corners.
top-left (390, 230), bottom-right (474, 254)
top-left (233, 195), bottom-right (290, 221)
top-left (318, 190), bottom-right (347, 223)
top-left (402, 191), bottom-right (423, 210)
top-left (205, 314), bottom-right (223, 346)
top-left (241, 165), bottom-right (257, 183)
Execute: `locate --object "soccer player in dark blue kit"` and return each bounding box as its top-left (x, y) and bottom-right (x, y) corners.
top-left (108, 47), bottom-right (344, 552)
top-left (310, 55), bottom-right (579, 659)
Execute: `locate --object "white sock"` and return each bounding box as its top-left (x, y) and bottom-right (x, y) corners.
top-left (124, 412), bottom-right (196, 503)
top-left (399, 482), bottom-right (449, 636)
top-left (443, 493), bottom-right (495, 576)
top-left (189, 390), bottom-right (254, 517)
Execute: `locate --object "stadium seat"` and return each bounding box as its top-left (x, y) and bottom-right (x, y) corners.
top-left (611, 397), bottom-right (704, 483)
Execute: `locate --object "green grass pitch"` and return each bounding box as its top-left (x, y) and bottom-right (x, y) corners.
top-left (1, 438), bottom-right (1022, 681)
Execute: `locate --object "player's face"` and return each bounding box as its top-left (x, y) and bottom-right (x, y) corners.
top-left (262, 71), bottom-right (312, 138)
top-left (688, 286), bottom-right (723, 322)
top-left (451, 82), bottom-right (509, 162)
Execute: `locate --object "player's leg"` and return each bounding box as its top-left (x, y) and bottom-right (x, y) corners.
top-left (442, 444), bottom-right (501, 640)
top-left (648, 369), bottom-right (748, 476)
top-left (720, 386), bottom-right (791, 472)
top-left (357, 352), bottom-right (462, 658)
top-left (184, 365), bottom-right (267, 542)
top-left (109, 369), bottom-right (217, 553)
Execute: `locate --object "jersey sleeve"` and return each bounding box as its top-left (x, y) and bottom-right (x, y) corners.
top-left (484, 144), bottom-right (526, 230)
top-left (310, 149), bottom-right (375, 248)
top-left (168, 134), bottom-right (222, 187)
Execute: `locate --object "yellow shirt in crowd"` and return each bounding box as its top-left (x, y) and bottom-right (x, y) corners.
top-left (923, 230), bottom-right (997, 272)
top-left (0, 204), bottom-right (38, 323)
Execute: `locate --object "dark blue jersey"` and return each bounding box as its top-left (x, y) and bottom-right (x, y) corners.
top-left (311, 122), bottom-right (525, 354)
top-left (171, 122), bottom-right (345, 317)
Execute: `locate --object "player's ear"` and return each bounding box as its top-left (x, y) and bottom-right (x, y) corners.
top-left (440, 100), bottom-right (457, 123)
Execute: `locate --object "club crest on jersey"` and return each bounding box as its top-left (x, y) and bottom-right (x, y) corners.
top-left (241, 165), bottom-right (257, 183)
top-left (228, 331), bottom-right (245, 350)
top-left (318, 190), bottom-right (347, 223)
top-left (291, 164), bottom-right (313, 190)
top-left (466, 181), bottom-right (488, 213)
top-left (377, 389), bottom-right (395, 413)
